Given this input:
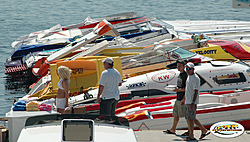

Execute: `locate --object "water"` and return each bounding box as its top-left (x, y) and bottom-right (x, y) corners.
top-left (0, 0), bottom-right (249, 118)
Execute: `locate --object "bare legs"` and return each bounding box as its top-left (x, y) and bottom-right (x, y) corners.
top-left (169, 116), bottom-right (179, 133)
top-left (186, 118), bottom-right (208, 139)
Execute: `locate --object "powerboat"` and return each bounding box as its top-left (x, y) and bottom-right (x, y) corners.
top-left (5, 112), bottom-right (137, 142)
top-left (10, 12), bottom-right (141, 49)
top-left (84, 60), bottom-right (250, 99)
top-left (20, 42), bottom-right (210, 101)
top-left (118, 90), bottom-right (250, 131)
top-left (190, 40), bottom-right (250, 60)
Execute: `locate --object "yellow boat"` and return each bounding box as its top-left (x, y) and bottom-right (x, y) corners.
top-left (190, 40), bottom-right (250, 60)
top-left (37, 57), bottom-right (123, 99)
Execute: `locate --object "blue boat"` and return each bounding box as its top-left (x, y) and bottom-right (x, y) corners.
top-left (10, 43), bottom-right (68, 61)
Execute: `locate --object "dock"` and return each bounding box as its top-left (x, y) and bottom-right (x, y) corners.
top-left (134, 130), bottom-right (250, 142)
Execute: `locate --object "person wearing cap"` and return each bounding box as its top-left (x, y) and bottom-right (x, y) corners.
top-left (182, 62), bottom-right (210, 141)
top-left (97, 57), bottom-right (122, 116)
top-left (163, 59), bottom-right (187, 135)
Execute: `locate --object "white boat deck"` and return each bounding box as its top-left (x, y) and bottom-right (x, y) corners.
top-left (134, 130), bottom-right (250, 142)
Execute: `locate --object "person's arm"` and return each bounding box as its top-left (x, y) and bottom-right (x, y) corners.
top-left (181, 95), bottom-right (185, 105)
top-left (62, 79), bottom-right (69, 108)
top-left (97, 85), bottom-right (104, 104)
top-left (173, 87), bottom-right (185, 92)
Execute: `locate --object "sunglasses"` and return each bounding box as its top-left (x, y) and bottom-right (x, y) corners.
top-left (186, 68), bottom-right (193, 70)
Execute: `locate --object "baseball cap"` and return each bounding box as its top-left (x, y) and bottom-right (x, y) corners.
top-left (102, 57), bottom-right (114, 64)
top-left (186, 62), bottom-right (195, 68)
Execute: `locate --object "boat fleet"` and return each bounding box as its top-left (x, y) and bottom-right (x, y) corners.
top-left (2, 12), bottom-right (250, 141)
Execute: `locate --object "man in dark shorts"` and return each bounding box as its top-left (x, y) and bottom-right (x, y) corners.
top-left (182, 62), bottom-right (210, 141)
top-left (163, 59), bottom-right (187, 134)
top-left (97, 58), bottom-right (122, 116)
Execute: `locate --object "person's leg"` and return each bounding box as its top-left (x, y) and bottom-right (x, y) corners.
top-left (187, 119), bottom-right (194, 139)
top-left (184, 104), bottom-right (195, 140)
top-left (99, 99), bottom-right (113, 115)
top-left (111, 99), bottom-right (118, 116)
top-left (169, 116), bottom-right (179, 133)
top-left (167, 101), bottom-right (180, 133)
top-left (194, 118), bottom-right (208, 134)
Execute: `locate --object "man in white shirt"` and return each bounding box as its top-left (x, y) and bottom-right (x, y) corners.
top-left (97, 57), bottom-right (122, 116)
top-left (181, 62), bottom-right (210, 140)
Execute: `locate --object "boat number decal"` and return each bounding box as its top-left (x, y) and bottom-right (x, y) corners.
top-left (234, 44), bottom-right (241, 50)
top-left (151, 71), bottom-right (176, 83)
top-left (71, 68), bottom-right (83, 74)
top-left (210, 121), bottom-right (245, 138)
top-left (126, 82), bottom-right (146, 89)
top-left (196, 50), bottom-right (217, 55)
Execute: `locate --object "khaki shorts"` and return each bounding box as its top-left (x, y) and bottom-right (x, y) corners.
top-left (185, 104), bottom-right (197, 120)
top-left (172, 100), bottom-right (185, 117)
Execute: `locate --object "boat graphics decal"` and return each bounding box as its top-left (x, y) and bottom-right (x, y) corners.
top-left (71, 68), bottom-right (83, 75)
top-left (195, 50), bottom-right (217, 55)
top-left (210, 68), bottom-right (233, 73)
top-left (151, 71), bottom-right (176, 83)
top-left (126, 82), bottom-right (146, 89)
top-left (210, 121), bottom-right (245, 138)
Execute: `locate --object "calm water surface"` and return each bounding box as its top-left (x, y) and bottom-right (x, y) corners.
top-left (0, 0), bottom-right (249, 118)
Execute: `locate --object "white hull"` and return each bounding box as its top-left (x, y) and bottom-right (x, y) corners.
top-left (127, 91), bottom-right (250, 130)
top-left (86, 61), bottom-right (250, 100)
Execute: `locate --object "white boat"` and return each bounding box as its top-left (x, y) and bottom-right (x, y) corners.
top-left (46, 19), bottom-right (119, 62)
top-left (10, 12), bottom-right (140, 49)
top-left (122, 90), bottom-right (250, 131)
top-left (164, 20), bottom-right (250, 43)
top-left (5, 112), bottom-right (137, 142)
top-left (84, 60), bottom-right (250, 101)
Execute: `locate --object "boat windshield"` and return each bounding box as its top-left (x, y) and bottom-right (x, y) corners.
top-left (150, 19), bottom-right (174, 30)
top-left (25, 114), bottom-right (130, 127)
top-left (121, 46), bottom-right (195, 69)
top-left (167, 47), bottom-right (196, 59)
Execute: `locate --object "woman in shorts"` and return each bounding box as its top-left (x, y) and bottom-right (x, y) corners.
top-left (56, 66), bottom-right (72, 113)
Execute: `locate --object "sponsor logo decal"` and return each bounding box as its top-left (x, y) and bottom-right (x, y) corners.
top-left (210, 121), bottom-right (245, 138)
top-left (71, 68), bottom-right (83, 74)
top-left (151, 71), bottom-right (176, 83)
top-left (126, 82), bottom-right (146, 89)
top-left (196, 50), bottom-right (217, 54)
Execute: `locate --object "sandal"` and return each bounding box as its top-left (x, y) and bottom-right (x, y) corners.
top-left (183, 137), bottom-right (197, 141)
top-left (163, 129), bottom-right (176, 134)
top-left (199, 132), bottom-right (210, 139)
top-left (181, 131), bottom-right (189, 136)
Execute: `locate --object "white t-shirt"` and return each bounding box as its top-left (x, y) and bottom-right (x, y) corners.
top-left (99, 68), bottom-right (122, 100)
top-left (185, 74), bottom-right (200, 104)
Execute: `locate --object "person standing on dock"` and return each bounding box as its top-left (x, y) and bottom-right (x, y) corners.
top-left (163, 59), bottom-right (187, 135)
top-left (182, 62), bottom-right (210, 141)
top-left (97, 58), bottom-right (122, 116)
